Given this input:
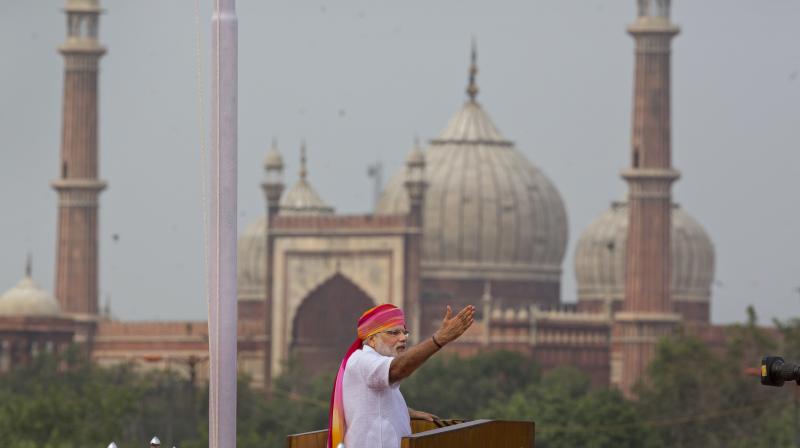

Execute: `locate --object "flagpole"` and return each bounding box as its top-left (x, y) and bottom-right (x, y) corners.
top-left (209, 0), bottom-right (237, 447)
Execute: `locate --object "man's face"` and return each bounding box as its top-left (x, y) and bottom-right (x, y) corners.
top-left (371, 326), bottom-right (408, 357)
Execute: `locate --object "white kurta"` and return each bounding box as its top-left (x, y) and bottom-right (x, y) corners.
top-left (342, 345), bottom-right (412, 448)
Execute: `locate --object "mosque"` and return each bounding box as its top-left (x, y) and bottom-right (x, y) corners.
top-left (0, 0), bottom-right (719, 397)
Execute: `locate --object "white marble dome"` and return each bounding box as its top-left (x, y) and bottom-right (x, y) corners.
top-left (574, 201), bottom-right (715, 303)
top-left (279, 144), bottom-right (334, 216)
top-left (377, 99), bottom-right (568, 282)
top-left (280, 178), bottom-right (334, 216)
top-left (0, 275), bottom-right (60, 316)
top-left (237, 217), bottom-right (268, 302)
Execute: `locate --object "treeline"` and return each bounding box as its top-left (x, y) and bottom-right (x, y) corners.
top-left (1, 308), bottom-right (798, 448)
top-left (404, 308), bottom-right (799, 447)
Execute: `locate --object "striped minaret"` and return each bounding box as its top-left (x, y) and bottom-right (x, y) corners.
top-left (612, 0), bottom-right (682, 398)
top-left (52, 0), bottom-right (106, 317)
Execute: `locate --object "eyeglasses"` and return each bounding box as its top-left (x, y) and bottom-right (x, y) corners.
top-left (381, 329), bottom-right (410, 337)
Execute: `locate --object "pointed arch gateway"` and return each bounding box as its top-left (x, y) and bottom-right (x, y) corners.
top-left (291, 273), bottom-right (375, 376)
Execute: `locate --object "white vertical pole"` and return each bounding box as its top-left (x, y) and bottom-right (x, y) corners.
top-left (209, 0), bottom-right (237, 447)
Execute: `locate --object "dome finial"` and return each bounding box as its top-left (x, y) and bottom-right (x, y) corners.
top-left (25, 253), bottom-right (32, 278)
top-left (299, 140), bottom-right (308, 180)
top-left (466, 38), bottom-right (479, 102)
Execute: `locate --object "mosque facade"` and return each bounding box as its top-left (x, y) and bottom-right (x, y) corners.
top-left (1, 0), bottom-right (717, 395)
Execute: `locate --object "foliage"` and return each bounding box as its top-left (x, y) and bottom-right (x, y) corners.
top-left (402, 350), bottom-right (539, 419)
top-left (774, 315), bottom-right (800, 362)
top-left (184, 362), bottom-right (333, 448)
top-left (2, 309), bottom-right (799, 448)
top-left (634, 307), bottom-right (796, 448)
top-left (480, 367), bottom-right (652, 448)
top-left (0, 347), bottom-right (201, 448)
top-left (237, 364), bottom-right (332, 448)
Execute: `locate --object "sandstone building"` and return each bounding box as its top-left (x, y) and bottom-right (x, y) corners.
top-left (1, 0), bottom-right (718, 396)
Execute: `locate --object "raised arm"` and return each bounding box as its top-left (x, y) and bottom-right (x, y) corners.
top-left (388, 305), bottom-right (475, 383)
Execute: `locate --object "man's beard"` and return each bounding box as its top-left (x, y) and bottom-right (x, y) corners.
top-left (374, 338), bottom-right (406, 357)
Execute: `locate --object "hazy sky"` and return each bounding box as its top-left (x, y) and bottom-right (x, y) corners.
top-left (1, 0), bottom-right (798, 324)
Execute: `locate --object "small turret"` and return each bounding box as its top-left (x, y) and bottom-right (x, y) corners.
top-left (637, 0), bottom-right (670, 18)
top-left (63, 0), bottom-right (104, 48)
top-left (405, 139), bottom-right (428, 214)
top-left (261, 139), bottom-right (285, 219)
top-left (278, 142), bottom-right (334, 216)
top-left (403, 138), bottom-right (427, 227)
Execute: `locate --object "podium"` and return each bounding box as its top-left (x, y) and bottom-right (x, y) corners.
top-left (286, 419), bottom-right (535, 448)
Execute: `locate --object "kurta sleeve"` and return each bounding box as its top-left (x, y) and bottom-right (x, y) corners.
top-left (356, 351), bottom-right (393, 390)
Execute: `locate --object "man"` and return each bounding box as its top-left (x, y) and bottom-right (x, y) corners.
top-left (327, 303), bottom-right (475, 448)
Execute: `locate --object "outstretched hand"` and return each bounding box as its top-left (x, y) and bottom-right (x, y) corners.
top-left (387, 304), bottom-right (476, 383)
top-left (434, 305), bottom-right (475, 345)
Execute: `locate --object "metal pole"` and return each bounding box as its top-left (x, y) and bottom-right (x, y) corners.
top-left (209, 0), bottom-right (237, 447)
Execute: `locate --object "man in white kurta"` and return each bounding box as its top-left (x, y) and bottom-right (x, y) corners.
top-left (327, 303), bottom-right (475, 448)
top-left (342, 345), bottom-right (412, 448)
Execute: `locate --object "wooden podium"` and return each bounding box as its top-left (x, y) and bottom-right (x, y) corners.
top-left (286, 418), bottom-right (535, 448)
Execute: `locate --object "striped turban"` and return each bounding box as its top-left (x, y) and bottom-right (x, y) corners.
top-left (327, 304), bottom-right (406, 448)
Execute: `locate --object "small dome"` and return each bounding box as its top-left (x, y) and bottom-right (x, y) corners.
top-left (280, 179), bottom-right (334, 216)
top-left (0, 275), bottom-right (60, 316)
top-left (574, 201), bottom-right (715, 304)
top-left (406, 142), bottom-right (425, 167)
top-left (280, 143), bottom-right (334, 216)
top-left (264, 143), bottom-right (284, 171)
top-left (377, 99), bottom-right (568, 282)
top-left (238, 217), bottom-right (268, 301)
top-left (491, 308), bottom-right (503, 320)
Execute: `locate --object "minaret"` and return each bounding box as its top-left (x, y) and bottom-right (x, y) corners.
top-left (262, 139), bottom-right (285, 218)
top-left (404, 137), bottom-right (427, 345)
top-left (261, 139), bottom-right (284, 392)
top-left (52, 0), bottom-right (107, 317)
top-left (613, 0), bottom-right (681, 397)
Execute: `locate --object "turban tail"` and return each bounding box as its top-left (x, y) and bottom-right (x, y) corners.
top-left (327, 304), bottom-right (406, 448)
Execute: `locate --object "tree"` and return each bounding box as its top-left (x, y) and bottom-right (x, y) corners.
top-left (481, 367), bottom-right (652, 448)
top-left (185, 361), bottom-right (334, 448)
top-left (401, 350), bottom-right (539, 419)
top-left (0, 348), bottom-right (203, 448)
top-left (635, 309), bottom-right (794, 448)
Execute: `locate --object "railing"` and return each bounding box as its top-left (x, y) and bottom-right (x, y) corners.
top-left (285, 428), bottom-right (327, 448)
top-left (286, 419), bottom-right (534, 448)
top-left (402, 420), bottom-right (534, 448)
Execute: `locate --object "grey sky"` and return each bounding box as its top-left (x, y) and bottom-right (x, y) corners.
top-left (1, 0), bottom-right (798, 324)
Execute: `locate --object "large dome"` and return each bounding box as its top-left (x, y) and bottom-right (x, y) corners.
top-left (377, 99), bottom-right (568, 282)
top-left (0, 274), bottom-right (60, 316)
top-left (238, 217), bottom-right (268, 302)
top-left (574, 201), bottom-right (715, 306)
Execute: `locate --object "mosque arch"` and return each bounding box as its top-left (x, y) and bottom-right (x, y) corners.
top-left (290, 273), bottom-right (375, 376)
